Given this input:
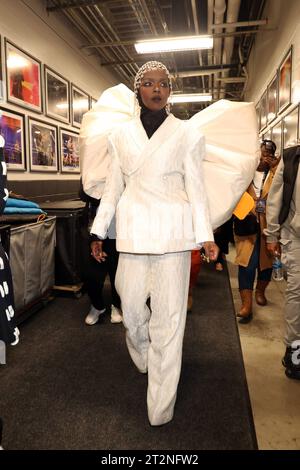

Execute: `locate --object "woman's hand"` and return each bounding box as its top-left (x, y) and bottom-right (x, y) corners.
top-left (90, 240), bottom-right (107, 262)
top-left (202, 241), bottom-right (219, 262)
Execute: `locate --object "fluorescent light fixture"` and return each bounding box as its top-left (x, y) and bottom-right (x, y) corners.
top-left (170, 94), bottom-right (212, 104)
top-left (135, 35), bottom-right (213, 54)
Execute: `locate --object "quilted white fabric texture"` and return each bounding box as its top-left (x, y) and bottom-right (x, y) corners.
top-left (115, 250), bottom-right (191, 426)
top-left (81, 84), bottom-right (259, 239)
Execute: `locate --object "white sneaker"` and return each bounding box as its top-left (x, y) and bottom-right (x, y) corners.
top-left (11, 327), bottom-right (20, 346)
top-left (110, 305), bottom-right (123, 324)
top-left (85, 306), bottom-right (106, 325)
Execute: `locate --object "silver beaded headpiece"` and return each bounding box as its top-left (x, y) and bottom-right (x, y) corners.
top-left (134, 61), bottom-right (172, 96)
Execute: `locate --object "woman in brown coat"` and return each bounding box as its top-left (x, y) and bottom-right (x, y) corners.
top-left (234, 140), bottom-right (279, 322)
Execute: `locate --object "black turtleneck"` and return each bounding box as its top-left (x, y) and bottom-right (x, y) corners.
top-left (140, 103), bottom-right (168, 139)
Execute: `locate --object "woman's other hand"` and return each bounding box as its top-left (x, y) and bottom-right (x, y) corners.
top-left (91, 240), bottom-right (107, 262)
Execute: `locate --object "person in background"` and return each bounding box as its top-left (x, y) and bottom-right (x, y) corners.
top-left (0, 135), bottom-right (19, 345)
top-left (0, 135), bottom-right (20, 451)
top-left (187, 218), bottom-right (234, 313)
top-left (234, 139), bottom-right (279, 323)
top-left (79, 183), bottom-right (122, 325)
top-left (265, 145), bottom-right (300, 380)
top-left (213, 218), bottom-right (234, 272)
top-left (187, 249), bottom-right (203, 312)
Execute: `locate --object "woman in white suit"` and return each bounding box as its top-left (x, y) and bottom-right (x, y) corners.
top-left (91, 61), bottom-right (218, 426)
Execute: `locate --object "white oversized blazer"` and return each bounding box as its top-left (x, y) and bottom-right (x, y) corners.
top-left (91, 113), bottom-right (214, 254)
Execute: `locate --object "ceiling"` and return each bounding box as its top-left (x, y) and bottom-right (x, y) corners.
top-left (45, 0), bottom-right (266, 118)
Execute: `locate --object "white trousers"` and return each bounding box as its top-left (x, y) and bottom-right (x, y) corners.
top-left (115, 251), bottom-right (191, 426)
top-left (281, 235), bottom-right (300, 346)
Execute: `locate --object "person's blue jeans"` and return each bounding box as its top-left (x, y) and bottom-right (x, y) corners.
top-left (238, 237), bottom-right (272, 290)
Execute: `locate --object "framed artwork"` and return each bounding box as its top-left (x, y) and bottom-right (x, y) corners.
top-left (90, 97), bottom-right (97, 109)
top-left (29, 118), bottom-right (58, 172)
top-left (283, 105), bottom-right (299, 149)
top-left (45, 66), bottom-right (70, 123)
top-left (0, 108), bottom-right (25, 170)
top-left (260, 90), bottom-right (268, 130)
top-left (267, 74), bottom-right (278, 124)
top-left (271, 121), bottom-right (283, 156)
top-left (263, 129), bottom-right (272, 141)
top-left (255, 102), bottom-right (261, 132)
top-left (0, 36), bottom-right (4, 101)
top-left (59, 129), bottom-right (80, 173)
top-left (5, 40), bottom-right (42, 113)
top-left (71, 84), bottom-right (89, 128)
top-left (278, 47), bottom-right (292, 114)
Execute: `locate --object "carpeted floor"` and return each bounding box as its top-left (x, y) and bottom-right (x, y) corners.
top-left (0, 262), bottom-right (257, 450)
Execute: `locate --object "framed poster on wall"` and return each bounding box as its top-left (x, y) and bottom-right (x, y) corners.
top-left (278, 47), bottom-right (292, 114)
top-left (263, 129), bottom-right (272, 142)
top-left (45, 66), bottom-right (70, 124)
top-left (0, 107), bottom-right (25, 170)
top-left (283, 105), bottom-right (299, 149)
top-left (29, 118), bottom-right (58, 172)
top-left (5, 40), bottom-right (42, 113)
top-left (267, 74), bottom-right (278, 124)
top-left (271, 121), bottom-right (283, 156)
top-left (71, 84), bottom-right (89, 128)
top-left (59, 129), bottom-right (80, 173)
top-left (0, 36), bottom-right (4, 101)
top-left (260, 90), bottom-right (268, 130)
top-left (255, 102), bottom-right (261, 132)
top-left (90, 97), bottom-right (97, 109)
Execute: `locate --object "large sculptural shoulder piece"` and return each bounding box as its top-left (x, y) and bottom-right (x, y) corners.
top-left (80, 84), bottom-right (258, 228)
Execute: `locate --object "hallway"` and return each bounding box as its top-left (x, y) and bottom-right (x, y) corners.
top-left (0, 262), bottom-right (256, 450)
top-left (227, 247), bottom-right (300, 450)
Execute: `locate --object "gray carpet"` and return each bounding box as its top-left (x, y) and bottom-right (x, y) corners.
top-left (0, 263), bottom-right (257, 450)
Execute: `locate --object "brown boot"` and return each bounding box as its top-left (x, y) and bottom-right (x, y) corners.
top-left (237, 289), bottom-right (253, 322)
top-left (255, 280), bottom-right (269, 306)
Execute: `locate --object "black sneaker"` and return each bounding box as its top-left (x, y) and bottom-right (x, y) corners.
top-left (282, 346), bottom-right (292, 368)
top-left (282, 346), bottom-right (300, 380)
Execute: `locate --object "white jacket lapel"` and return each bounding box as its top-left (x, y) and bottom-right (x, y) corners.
top-left (145, 114), bottom-right (181, 158)
top-left (126, 114), bottom-right (181, 175)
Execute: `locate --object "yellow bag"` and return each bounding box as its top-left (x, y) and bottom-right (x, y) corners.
top-left (233, 192), bottom-right (255, 220)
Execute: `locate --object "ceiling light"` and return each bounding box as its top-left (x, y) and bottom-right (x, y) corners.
top-left (170, 94), bottom-right (212, 104)
top-left (135, 35), bottom-right (213, 54)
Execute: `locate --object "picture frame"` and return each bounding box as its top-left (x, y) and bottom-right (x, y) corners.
top-left (255, 102), bottom-right (261, 133)
top-left (29, 118), bottom-right (58, 172)
top-left (71, 84), bottom-right (89, 128)
top-left (267, 74), bottom-right (278, 124)
top-left (271, 121), bottom-right (283, 156)
top-left (260, 90), bottom-right (268, 130)
top-left (283, 104), bottom-right (299, 149)
top-left (0, 36), bottom-right (4, 101)
top-left (5, 40), bottom-right (42, 113)
top-left (0, 107), bottom-right (25, 170)
top-left (45, 66), bottom-right (70, 124)
top-left (278, 47), bottom-right (292, 114)
top-left (59, 129), bottom-right (80, 173)
top-left (263, 129), bottom-right (272, 141)
top-left (90, 97), bottom-right (97, 109)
